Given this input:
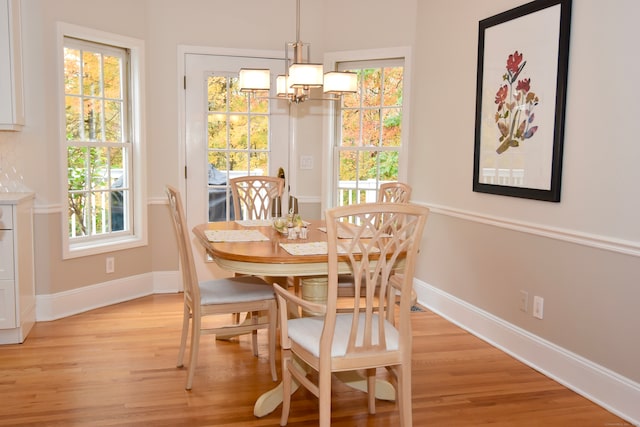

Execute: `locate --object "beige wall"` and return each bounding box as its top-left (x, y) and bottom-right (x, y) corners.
top-left (411, 0), bottom-right (640, 385)
top-left (33, 212), bottom-right (153, 295)
top-left (0, 0), bottom-right (637, 409)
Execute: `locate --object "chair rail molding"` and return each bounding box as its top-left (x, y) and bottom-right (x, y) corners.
top-left (422, 202), bottom-right (640, 258)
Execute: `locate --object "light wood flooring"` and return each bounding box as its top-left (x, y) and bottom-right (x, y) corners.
top-left (0, 294), bottom-right (631, 426)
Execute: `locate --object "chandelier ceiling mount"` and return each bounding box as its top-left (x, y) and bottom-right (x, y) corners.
top-left (238, 0), bottom-right (357, 103)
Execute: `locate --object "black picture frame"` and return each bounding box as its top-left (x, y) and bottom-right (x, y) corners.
top-left (473, 0), bottom-right (572, 202)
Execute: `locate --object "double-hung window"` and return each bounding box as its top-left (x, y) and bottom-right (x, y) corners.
top-left (331, 55), bottom-right (408, 207)
top-left (60, 24), bottom-right (146, 258)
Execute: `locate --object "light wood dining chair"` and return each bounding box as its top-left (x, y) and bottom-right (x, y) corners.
top-left (273, 202), bottom-right (430, 427)
top-left (165, 185), bottom-right (277, 390)
top-left (377, 181), bottom-right (412, 203)
top-left (229, 176), bottom-right (285, 220)
top-left (337, 181), bottom-right (413, 299)
top-left (375, 182), bottom-right (414, 302)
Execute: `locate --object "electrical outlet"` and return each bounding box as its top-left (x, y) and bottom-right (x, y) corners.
top-left (106, 256), bottom-right (115, 274)
top-left (300, 155), bottom-right (314, 170)
top-left (533, 296), bottom-right (544, 319)
top-left (519, 290), bottom-right (529, 312)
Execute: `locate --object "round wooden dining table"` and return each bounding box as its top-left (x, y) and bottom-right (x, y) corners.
top-left (192, 219), bottom-right (358, 279)
top-left (191, 219), bottom-right (397, 417)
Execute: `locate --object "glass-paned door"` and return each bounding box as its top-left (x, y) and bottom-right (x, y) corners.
top-left (184, 53), bottom-right (289, 280)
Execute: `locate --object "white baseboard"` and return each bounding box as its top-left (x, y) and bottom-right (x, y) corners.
top-left (36, 270), bottom-right (181, 322)
top-left (414, 280), bottom-right (639, 426)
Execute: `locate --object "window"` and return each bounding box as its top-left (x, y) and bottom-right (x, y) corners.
top-left (333, 57), bottom-right (406, 207)
top-left (59, 24), bottom-right (146, 258)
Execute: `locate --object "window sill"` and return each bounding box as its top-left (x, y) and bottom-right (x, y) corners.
top-left (64, 234), bottom-right (148, 260)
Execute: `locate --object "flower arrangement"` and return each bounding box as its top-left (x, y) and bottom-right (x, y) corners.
top-left (494, 51), bottom-right (539, 154)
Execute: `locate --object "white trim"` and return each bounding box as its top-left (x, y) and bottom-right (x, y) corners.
top-left (148, 196), bottom-right (168, 205)
top-left (178, 45), bottom-right (284, 60)
top-left (35, 198), bottom-right (164, 213)
top-left (295, 195), bottom-right (321, 205)
top-left (414, 279), bottom-right (640, 426)
top-left (322, 46), bottom-right (413, 214)
top-left (35, 270), bottom-right (181, 322)
top-left (425, 202), bottom-right (640, 257)
top-left (33, 204), bottom-right (63, 215)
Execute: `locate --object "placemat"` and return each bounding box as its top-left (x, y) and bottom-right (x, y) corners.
top-left (235, 219), bottom-right (273, 227)
top-left (205, 229), bottom-right (270, 242)
top-left (279, 241), bottom-right (329, 255)
top-left (279, 241), bottom-right (380, 256)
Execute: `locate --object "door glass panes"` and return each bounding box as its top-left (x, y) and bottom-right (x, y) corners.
top-left (64, 39), bottom-right (130, 239)
top-left (336, 62), bottom-right (404, 206)
top-left (206, 75), bottom-right (270, 221)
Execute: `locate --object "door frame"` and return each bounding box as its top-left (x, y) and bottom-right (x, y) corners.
top-left (177, 45), bottom-right (289, 281)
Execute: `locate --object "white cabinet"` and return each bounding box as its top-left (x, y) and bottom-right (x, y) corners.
top-left (0, 192), bottom-right (34, 343)
top-left (0, 0), bottom-right (24, 131)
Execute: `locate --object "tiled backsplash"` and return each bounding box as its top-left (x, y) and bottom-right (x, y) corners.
top-left (0, 136), bottom-right (27, 193)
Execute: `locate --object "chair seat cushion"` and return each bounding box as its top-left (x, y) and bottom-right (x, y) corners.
top-left (199, 276), bottom-right (274, 305)
top-left (287, 313), bottom-right (399, 358)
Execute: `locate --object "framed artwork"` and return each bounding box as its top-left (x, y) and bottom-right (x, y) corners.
top-left (473, 0), bottom-right (572, 202)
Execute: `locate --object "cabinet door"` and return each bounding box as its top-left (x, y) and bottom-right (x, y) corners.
top-left (0, 280), bottom-right (16, 328)
top-left (0, 229), bottom-right (14, 280)
top-left (0, 0), bottom-right (24, 130)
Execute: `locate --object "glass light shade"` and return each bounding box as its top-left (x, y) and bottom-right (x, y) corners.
top-left (276, 75), bottom-right (294, 97)
top-left (323, 71), bottom-right (358, 94)
top-left (288, 63), bottom-right (323, 88)
top-left (238, 68), bottom-right (270, 92)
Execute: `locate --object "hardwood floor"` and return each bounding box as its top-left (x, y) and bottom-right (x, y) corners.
top-left (0, 294), bottom-right (630, 426)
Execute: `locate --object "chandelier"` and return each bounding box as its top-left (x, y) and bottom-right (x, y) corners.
top-left (238, 0), bottom-right (357, 103)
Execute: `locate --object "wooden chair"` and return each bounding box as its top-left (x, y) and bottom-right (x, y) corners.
top-left (375, 182), bottom-right (414, 301)
top-left (273, 202), bottom-right (429, 426)
top-left (229, 176), bottom-right (284, 220)
top-left (378, 181), bottom-right (412, 203)
top-left (337, 181), bottom-right (413, 298)
top-left (165, 185), bottom-right (277, 390)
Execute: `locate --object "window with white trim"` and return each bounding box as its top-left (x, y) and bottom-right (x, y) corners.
top-left (60, 25), bottom-right (146, 258)
top-left (334, 58), bottom-right (406, 206)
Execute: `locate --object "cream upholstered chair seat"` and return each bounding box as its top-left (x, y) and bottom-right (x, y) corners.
top-left (166, 185), bottom-right (277, 390)
top-left (198, 276), bottom-right (276, 304)
top-left (287, 313), bottom-right (399, 358)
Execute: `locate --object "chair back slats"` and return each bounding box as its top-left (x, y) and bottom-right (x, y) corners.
top-left (230, 176), bottom-right (285, 220)
top-left (166, 186), bottom-right (200, 310)
top-left (377, 181), bottom-right (412, 203)
top-left (325, 202), bottom-right (429, 356)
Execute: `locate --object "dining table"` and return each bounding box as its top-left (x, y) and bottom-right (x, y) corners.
top-left (192, 218), bottom-right (397, 417)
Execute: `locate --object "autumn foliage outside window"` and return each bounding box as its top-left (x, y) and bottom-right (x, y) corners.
top-left (337, 64), bottom-right (404, 206)
top-left (63, 38), bottom-right (130, 239)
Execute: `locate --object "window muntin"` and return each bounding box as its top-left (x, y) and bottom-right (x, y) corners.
top-left (206, 74), bottom-right (270, 221)
top-left (64, 38), bottom-right (131, 240)
top-left (336, 61), bottom-right (404, 206)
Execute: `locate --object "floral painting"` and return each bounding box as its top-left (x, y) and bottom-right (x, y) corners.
top-left (473, 0), bottom-right (572, 202)
top-left (494, 51), bottom-right (539, 155)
